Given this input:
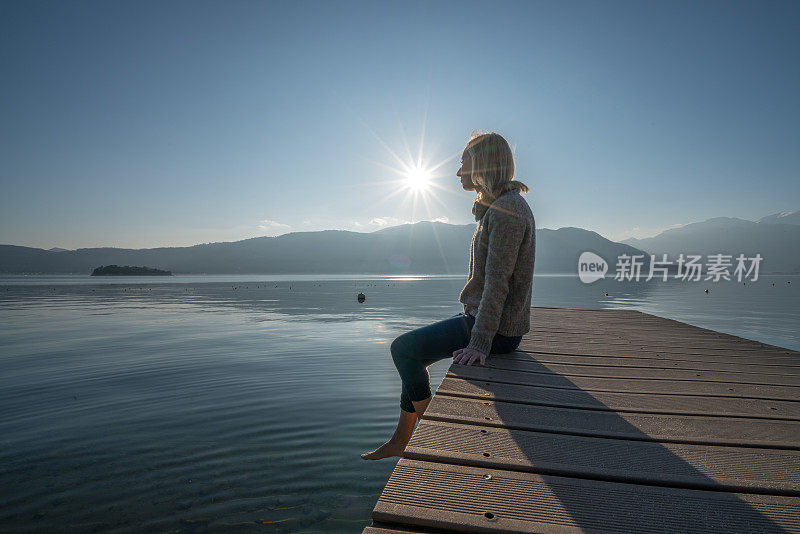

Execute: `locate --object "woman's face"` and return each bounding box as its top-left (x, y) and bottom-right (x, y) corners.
top-left (457, 149), bottom-right (477, 191)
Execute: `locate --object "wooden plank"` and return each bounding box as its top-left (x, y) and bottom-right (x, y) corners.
top-left (404, 420), bottom-right (800, 495)
top-left (363, 524), bottom-right (440, 534)
top-left (447, 364), bottom-right (800, 401)
top-left (471, 358), bottom-right (800, 387)
top-left (530, 334), bottom-right (795, 354)
top-left (524, 336), bottom-right (786, 352)
top-left (435, 376), bottom-right (800, 420)
top-left (521, 329), bottom-right (793, 346)
top-left (527, 320), bottom-right (760, 334)
top-left (527, 314), bottom-right (770, 333)
top-left (520, 340), bottom-right (796, 356)
top-left (531, 307), bottom-right (650, 316)
top-left (527, 330), bottom-right (789, 350)
top-left (423, 395), bottom-right (800, 449)
top-left (373, 459), bottom-right (800, 533)
top-left (487, 352), bottom-right (800, 376)
top-left (524, 341), bottom-right (789, 358)
top-left (519, 340), bottom-right (793, 358)
top-left (498, 349), bottom-right (800, 368)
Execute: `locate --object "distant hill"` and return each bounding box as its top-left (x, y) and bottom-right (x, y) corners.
top-left (757, 210), bottom-right (800, 226)
top-left (536, 227), bottom-right (652, 274)
top-left (622, 212), bottom-right (800, 273)
top-left (91, 265), bottom-right (172, 276)
top-left (0, 222), bottom-right (651, 275)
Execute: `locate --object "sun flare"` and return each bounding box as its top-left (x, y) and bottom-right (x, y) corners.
top-left (358, 116), bottom-right (462, 227)
top-left (406, 165), bottom-right (431, 193)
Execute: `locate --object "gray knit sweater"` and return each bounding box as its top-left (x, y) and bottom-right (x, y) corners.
top-left (459, 189), bottom-right (536, 355)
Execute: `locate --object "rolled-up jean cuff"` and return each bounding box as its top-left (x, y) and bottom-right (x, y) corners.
top-left (400, 391), bottom-right (415, 413)
top-left (406, 382), bottom-right (432, 402)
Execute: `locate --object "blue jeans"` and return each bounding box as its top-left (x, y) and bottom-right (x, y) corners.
top-left (391, 312), bottom-right (523, 413)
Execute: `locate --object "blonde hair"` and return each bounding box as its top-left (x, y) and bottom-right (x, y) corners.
top-left (465, 130), bottom-right (529, 204)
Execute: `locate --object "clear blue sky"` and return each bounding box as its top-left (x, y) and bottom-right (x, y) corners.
top-left (1, 0), bottom-right (798, 249)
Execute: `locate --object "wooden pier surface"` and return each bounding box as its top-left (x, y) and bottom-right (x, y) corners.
top-left (363, 306), bottom-right (800, 533)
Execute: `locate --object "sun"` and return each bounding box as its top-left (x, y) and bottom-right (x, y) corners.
top-left (406, 165), bottom-right (431, 193)
top-left (356, 114), bottom-right (461, 224)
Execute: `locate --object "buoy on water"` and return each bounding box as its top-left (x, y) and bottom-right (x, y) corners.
top-left (357, 292), bottom-right (366, 303)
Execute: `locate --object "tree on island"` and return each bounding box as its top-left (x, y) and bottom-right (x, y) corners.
top-left (91, 265), bottom-right (173, 276)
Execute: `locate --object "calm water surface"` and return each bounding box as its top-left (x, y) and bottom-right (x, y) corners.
top-left (1, 274), bottom-right (798, 532)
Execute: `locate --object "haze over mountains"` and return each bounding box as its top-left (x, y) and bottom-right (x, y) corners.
top-left (2, 223), bottom-right (649, 276)
top-left (1, 210), bottom-right (797, 275)
top-left (622, 210), bottom-right (800, 274)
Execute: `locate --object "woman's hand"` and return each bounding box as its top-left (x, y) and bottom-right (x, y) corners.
top-left (452, 347), bottom-right (487, 366)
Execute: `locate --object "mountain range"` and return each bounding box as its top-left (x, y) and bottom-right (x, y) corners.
top-left (1, 223), bottom-right (649, 275)
top-left (1, 210), bottom-right (797, 275)
top-left (622, 210), bottom-right (800, 274)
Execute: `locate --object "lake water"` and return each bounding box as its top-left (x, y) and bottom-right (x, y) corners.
top-left (1, 273), bottom-right (798, 532)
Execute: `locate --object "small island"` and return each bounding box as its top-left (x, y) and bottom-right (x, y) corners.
top-left (91, 265), bottom-right (173, 276)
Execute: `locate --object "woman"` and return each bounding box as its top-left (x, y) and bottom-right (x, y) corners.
top-left (361, 131), bottom-right (535, 460)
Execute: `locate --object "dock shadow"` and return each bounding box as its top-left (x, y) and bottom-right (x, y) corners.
top-left (439, 352), bottom-right (793, 532)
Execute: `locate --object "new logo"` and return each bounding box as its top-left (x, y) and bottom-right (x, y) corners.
top-left (578, 252), bottom-right (608, 284)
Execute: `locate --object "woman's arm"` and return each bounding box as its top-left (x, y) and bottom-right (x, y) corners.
top-left (466, 209), bottom-right (526, 355)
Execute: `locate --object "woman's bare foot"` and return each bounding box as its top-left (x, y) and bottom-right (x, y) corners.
top-left (361, 408), bottom-right (417, 460)
top-left (361, 438), bottom-right (408, 460)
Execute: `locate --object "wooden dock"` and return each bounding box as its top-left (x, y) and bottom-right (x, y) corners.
top-left (363, 306), bottom-right (800, 533)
